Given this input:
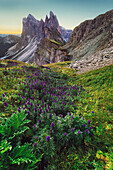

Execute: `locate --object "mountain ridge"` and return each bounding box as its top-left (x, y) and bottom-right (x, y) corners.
top-left (4, 11), bottom-right (72, 64)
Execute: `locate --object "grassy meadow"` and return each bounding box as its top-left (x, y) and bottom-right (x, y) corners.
top-left (0, 59), bottom-right (113, 169)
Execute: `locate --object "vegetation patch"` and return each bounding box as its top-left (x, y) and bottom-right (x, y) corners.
top-left (0, 60), bottom-right (113, 169)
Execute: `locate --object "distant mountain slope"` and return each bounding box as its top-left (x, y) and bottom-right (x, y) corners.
top-left (0, 35), bottom-right (20, 58)
top-left (63, 9), bottom-right (113, 61)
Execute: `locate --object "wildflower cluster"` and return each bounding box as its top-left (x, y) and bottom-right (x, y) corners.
top-left (0, 64), bottom-right (95, 169)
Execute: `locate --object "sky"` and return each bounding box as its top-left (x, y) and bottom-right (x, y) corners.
top-left (0, 0), bottom-right (113, 34)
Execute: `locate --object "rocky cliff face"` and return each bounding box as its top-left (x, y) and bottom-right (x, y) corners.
top-left (60, 26), bottom-right (72, 42)
top-left (30, 39), bottom-right (72, 65)
top-left (0, 35), bottom-right (20, 58)
top-left (64, 9), bottom-right (113, 61)
top-left (5, 11), bottom-right (71, 64)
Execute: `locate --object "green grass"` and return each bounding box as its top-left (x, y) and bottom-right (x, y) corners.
top-left (47, 38), bottom-right (62, 45)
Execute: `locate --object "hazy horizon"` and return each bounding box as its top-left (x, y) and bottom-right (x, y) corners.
top-left (0, 0), bottom-right (113, 34)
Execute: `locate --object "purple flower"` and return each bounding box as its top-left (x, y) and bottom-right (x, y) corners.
top-left (72, 116), bottom-right (74, 119)
top-left (30, 102), bottom-right (33, 107)
top-left (49, 114), bottom-right (52, 118)
top-left (69, 112), bottom-right (71, 116)
top-left (23, 107), bottom-right (25, 110)
top-left (28, 107), bottom-right (31, 111)
top-left (78, 130), bottom-right (81, 134)
top-left (28, 110), bottom-right (30, 115)
top-left (50, 129), bottom-right (52, 133)
top-left (4, 102), bottom-right (8, 107)
top-left (83, 124), bottom-right (86, 127)
top-left (35, 136), bottom-right (38, 139)
top-left (79, 116), bottom-right (82, 118)
top-left (46, 136), bottom-right (50, 142)
top-left (34, 124), bottom-right (36, 128)
top-left (39, 119), bottom-right (41, 123)
top-left (12, 104), bottom-right (15, 107)
top-left (89, 126), bottom-right (92, 129)
top-left (18, 107), bottom-right (21, 112)
top-left (2, 94), bottom-right (5, 97)
top-left (43, 110), bottom-right (45, 114)
top-left (71, 128), bottom-right (74, 132)
top-left (86, 129), bottom-right (89, 133)
top-left (87, 120), bottom-right (90, 124)
top-left (22, 96), bottom-right (25, 99)
top-left (59, 114), bottom-right (61, 117)
top-left (92, 111), bottom-right (94, 113)
top-left (51, 122), bottom-right (54, 128)
top-left (64, 133), bottom-right (67, 136)
top-left (34, 107), bottom-right (37, 112)
top-left (34, 142), bottom-right (37, 147)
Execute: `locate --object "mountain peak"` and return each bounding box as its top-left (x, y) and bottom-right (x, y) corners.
top-left (50, 11), bottom-right (55, 18)
top-left (27, 14), bottom-right (36, 21)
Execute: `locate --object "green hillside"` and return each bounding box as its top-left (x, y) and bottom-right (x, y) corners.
top-left (0, 59), bottom-right (113, 169)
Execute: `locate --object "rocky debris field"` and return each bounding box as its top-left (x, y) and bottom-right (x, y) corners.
top-left (69, 47), bottom-right (113, 74)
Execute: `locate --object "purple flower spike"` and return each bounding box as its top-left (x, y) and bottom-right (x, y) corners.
top-left (64, 133), bottom-right (67, 136)
top-left (78, 130), bottom-right (81, 134)
top-left (69, 112), bottom-right (71, 116)
top-left (49, 114), bottom-right (52, 118)
top-left (51, 122), bottom-right (54, 128)
top-left (59, 114), bottom-right (61, 117)
top-left (86, 129), bottom-right (89, 133)
top-left (4, 102), bottom-right (8, 107)
top-left (43, 110), bottom-right (45, 114)
top-left (71, 128), bottom-right (74, 132)
top-left (34, 124), bottom-right (36, 128)
top-left (18, 107), bottom-right (21, 112)
top-left (12, 104), bottom-right (15, 107)
top-left (34, 107), bottom-right (37, 112)
top-left (2, 94), bottom-right (5, 97)
top-left (35, 136), bottom-right (38, 139)
top-left (34, 142), bottom-right (37, 147)
top-left (72, 116), bottom-right (74, 119)
top-left (28, 110), bottom-right (30, 115)
top-left (30, 102), bottom-right (33, 107)
top-left (87, 120), bottom-right (90, 124)
top-left (89, 126), bottom-right (92, 129)
top-left (83, 124), bottom-right (86, 127)
top-left (50, 129), bottom-right (52, 133)
top-left (46, 136), bottom-right (50, 142)
top-left (39, 119), bottom-right (41, 123)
